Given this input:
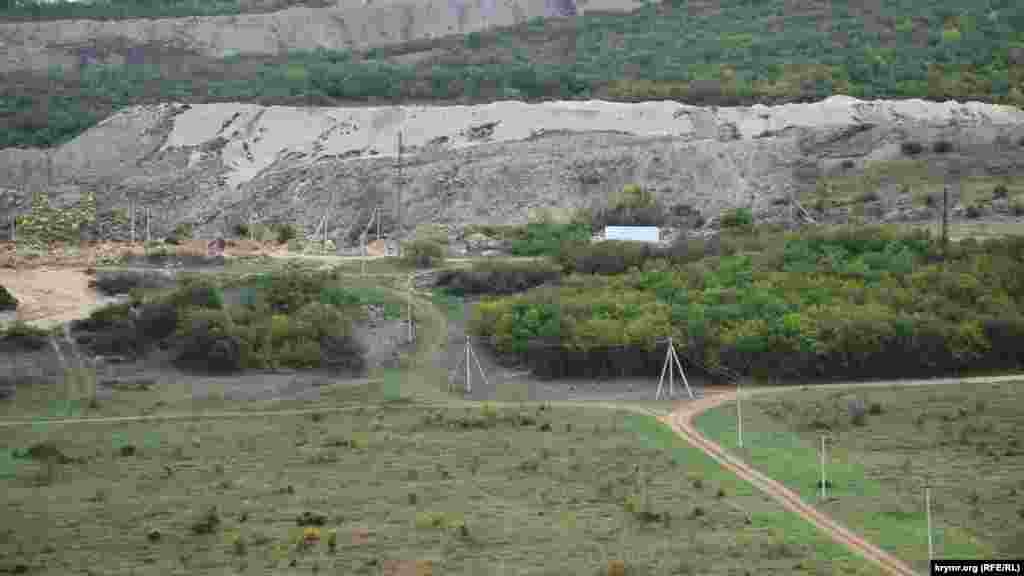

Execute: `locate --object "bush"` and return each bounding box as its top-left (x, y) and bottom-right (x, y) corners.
top-left (74, 302), bottom-right (134, 332)
top-left (588, 184), bottom-right (668, 229)
top-left (0, 285), bottom-right (17, 311)
top-left (901, 141), bottom-right (924, 155)
top-left (993, 185), bottom-right (1009, 199)
top-left (89, 319), bottom-right (141, 357)
top-left (557, 240), bottom-right (662, 276)
top-left (932, 140), bottom-right (954, 154)
top-left (1, 321), bottom-right (49, 350)
top-left (173, 223), bottom-right (194, 238)
top-left (435, 260), bottom-right (562, 295)
top-left (275, 223), bottom-right (298, 245)
top-left (1012, 197), bottom-right (1024, 217)
top-left (254, 269), bottom-right (334, 314)
top-left (89, 270), bottom-right (173, 296)
top-left (169, 278), bottom-right (224, 310)
top-left (402, 239), bottom-right (445, 269)
top-left (720, 207), bottom-right (754, 229)
top-left (857, 190), bottom-right (881, 203)
top-left (136, 302), bottom-right (179, 344)
top-left (233, 222), bottom-right (250, 238)
top-left (175, 308), bottom-right (241, 372)
top-left (965, 204), bottom-right (983, 219)
top-left (507, 221), bottom-right (591, 257)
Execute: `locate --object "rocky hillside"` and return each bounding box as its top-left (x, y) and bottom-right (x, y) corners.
top-left (1, 96), bottom-right (1022, 243)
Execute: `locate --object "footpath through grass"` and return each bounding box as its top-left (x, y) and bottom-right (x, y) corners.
top-left (694, 381), bottom-right (1024, 573)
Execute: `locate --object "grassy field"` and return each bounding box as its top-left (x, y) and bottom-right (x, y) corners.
top-left (0, 402), bottom-right (879, 575)
top-left (694, 381), bottom-right (1024, 574)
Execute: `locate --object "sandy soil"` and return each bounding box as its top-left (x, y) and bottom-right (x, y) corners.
top-left (0, 268), bottom-right (125, 330)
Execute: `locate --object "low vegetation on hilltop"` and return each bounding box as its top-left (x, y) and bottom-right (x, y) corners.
top-left (472, 224), bottom-right (1024, 382)
top-left (3, 1), bottom-right (1023, 147)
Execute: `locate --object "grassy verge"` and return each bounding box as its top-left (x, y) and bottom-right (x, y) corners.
top-left (0, 405), bottom-right (875, 575)
top-left (694, 381), bottom-right (1024, 573)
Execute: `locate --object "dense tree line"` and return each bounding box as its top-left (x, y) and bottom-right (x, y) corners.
top-left (471, 226), bottom-right (1024, 383)
top-left (3, 0), bottom-right (1023, 148)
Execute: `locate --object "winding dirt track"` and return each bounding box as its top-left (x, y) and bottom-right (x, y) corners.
top-left (655, 389), bottom-right (921, 576)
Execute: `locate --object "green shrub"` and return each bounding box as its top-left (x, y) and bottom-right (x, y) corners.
top-left (901, 141), bottom-right (924, 155)
top-left (857, 190), bottom-right (881, 203)
top-left (169, 277), bottom-right (224, 311)
top-left (172, 222), bottom-right (194, 239)
top-left (993, 184), bottom-right (1009, 199)
top-left (74, 302), bottom-right (134, 332)
top-left (275, 223), bottom-right (298, 245)
top-left (175, 308), bottom-right (241, 372)
top-left (255, 269), bottom-right (334, 314)
top-left (507, 221), bottom-right (591, 257)
top-left (0, 285), bottom-right (17, 311)
top-left (1, 321), bottom-right (50, 350)
top-left (1011, 197), bottom-right (1024, 216)
top-left (401, 239), bottom-right (445, 268)
top-left (136, 302), bottom-right (179, 344)
top-left (588, 184), bottom-right (667, 229)
top-left (557, 240), bottom-right (663, 276)
top-left (932, 140), bottom-right (954, 154)
top-left (435, 260), bottom-right (562, 295)
top-left (233, 222), bottom-right (250, 238)
top-left (720, 207), bottom-right (754, 229)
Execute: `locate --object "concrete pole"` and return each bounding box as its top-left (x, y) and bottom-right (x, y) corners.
top-left (926, 486), bottom-right (933, 561)
top-left (407, 277), bottom-right (414, 343)
top-left (465, 335), bottom-right (471, 395)
top-left (396, 131), bottom-right (402, 256)
top-left (738, 377), bottom-right (743, 448)
top-left (820, 436), bottom-right (827, 501)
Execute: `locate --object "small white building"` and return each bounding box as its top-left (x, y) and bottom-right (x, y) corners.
top-left (598, 226), bottom-right (661, 244)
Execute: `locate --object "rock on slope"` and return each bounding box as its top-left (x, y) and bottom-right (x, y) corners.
top-left (1, 96), bottom-right (1023, 241)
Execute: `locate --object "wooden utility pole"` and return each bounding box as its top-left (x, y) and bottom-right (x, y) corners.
top-left (130, 199), bottom-right (135, 244)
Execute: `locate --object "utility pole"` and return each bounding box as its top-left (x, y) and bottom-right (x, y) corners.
top-left (130, 198), bottom-right (135, 244)
top-left (926, 485), bottom-right (934, 562)
top-left (407, 275), bottom-right (414, 343)
top-left (820, 436), bottom-right (828, 501)
top-left (737, 378), bottom-right (743, 448)
top-left (942, 183), bottom-right (949, 258)
top-left (396, 131), bottom-right (403, 257)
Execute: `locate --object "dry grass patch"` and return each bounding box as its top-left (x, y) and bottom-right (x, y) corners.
top-left (0, 405), bottom-right (875, 575)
